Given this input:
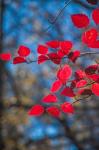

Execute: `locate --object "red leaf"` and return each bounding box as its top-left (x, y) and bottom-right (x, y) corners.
top-left (57, 65), bottom-right (72, 83)
top-left (91, 83), bottom-right (99, 96)
top-left (38, 55), bottom-right (49, 64)
top-left (75, 69), bottom-right (86, 80)
top-left (57, 69), bottom-right (65, 83)
top-left (87, 74), bottom-right (99, 83)
top-left (68, 50), bottom-right (80, 63)
top-left (37, 45), bottom-right (48, 54)
top-left (82, 28), bottom-right (98, 45)
top-left (46, 106), bottom-right (60, 117)
top-left (92, 8), bottom-right (99, 25)
top-left (28, 104), bottom-right (44, 116)
top-left (46, 40), bottom-right (60, 49)
top-left (50, 80), bottom-right (62, 92)
top-left (88, 40), bottom-right (99, 48)
top-left (57, 49), bottom-right (65, 58)
top-left (60, 41), bottom-right (72, 55)
top-left (42, 94), bottom-right (58, 103)
top-left (61, 102), bottom-right (74, 114)
top-left (13, 56), bottom-right (26, 64)
top-left (76, 80), bottom-right (87, 88)
top-left (61, 87), bottom-right (75, 97)
top-left (86, 0), bottom-right (97, 5)
top-left (85, 64), bottom-right (98, 75)
top-left (71, 14), bottom-right (89, 28)
top-left (47, 53), bottom-right (61, 64)
top-left (18, 45), bottom-right (30, 57)
top-left (0, 53), bottom-right (11, 61)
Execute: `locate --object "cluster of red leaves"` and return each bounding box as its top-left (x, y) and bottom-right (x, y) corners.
top-left (13, 45), bottom-right (31, 64)
top-left (37, 40), bottom-right (80, 64)
top-left (28, 102), bottom-right (74, 117)
top-left (1, 7), bottom-right (97, 118)
top-left (3, 9), bottom-right (98, 65)
top-left (28, 63), bottom-right (99, 118)
top-left (0, 1), bottom-right (98, 120)
top-left (71, 8), bottom-right (99, 48)
top-left (28, 63), bottom-right (76, 117)
top-left (28, 8), bottom-right (99, 118)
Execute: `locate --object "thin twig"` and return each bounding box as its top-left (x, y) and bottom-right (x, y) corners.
top-left (72, 95), bottom-right (91, 105)
top-left (79, 51), bottom-right (99, 57)
top-left (44, 0), bottom-right (73, 33)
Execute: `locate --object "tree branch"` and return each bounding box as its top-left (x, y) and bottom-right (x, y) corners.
top-left (12, 51), bottom-right (99, 64)
top-left (44, 0), bottom-right (73, 33)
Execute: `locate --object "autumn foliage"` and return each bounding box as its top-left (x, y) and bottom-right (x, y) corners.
top-left (1, 5), bottom-right (99, 118)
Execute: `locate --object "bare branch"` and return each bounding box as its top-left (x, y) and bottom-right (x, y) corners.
top-left (44, 0), bottom-right (73, 33)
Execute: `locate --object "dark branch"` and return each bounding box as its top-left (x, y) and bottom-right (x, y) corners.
top-left (44, 0), bottom-right (73, 33)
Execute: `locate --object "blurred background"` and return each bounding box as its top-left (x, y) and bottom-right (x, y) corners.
top-left (0, 0), bottom-right (99, 150)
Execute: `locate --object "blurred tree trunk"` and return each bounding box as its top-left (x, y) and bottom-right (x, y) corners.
top-left (59, 118), bottom-right (84, 150)
top-left (0, 0), bottom-right (5, 149)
